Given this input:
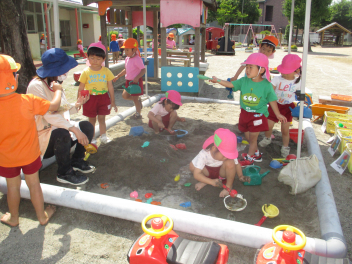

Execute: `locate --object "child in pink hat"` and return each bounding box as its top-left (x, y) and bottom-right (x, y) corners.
top-left (259, 54), bottom-right (302, 157)
top-left (147, 90), bottom-right (185, 133)
top-left (190, 128), bottom-right (250, 197)
top-left (78, 42), bottom-right (117, 144)
top-left (210, 53), bottom-right (287, 167)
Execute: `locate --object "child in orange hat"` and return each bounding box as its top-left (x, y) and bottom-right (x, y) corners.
top-left (40, 34), bottom-right (46, 55)
top-left (166, 33), bottom-right (176, 49)
top-left (0, 55), bottom-right (62, 227)
top-left (77, 39), bottom-right (87, 59)
top-left (228, 35), bottom-right (279, 82)
top-left (113, 38), bottom-right (146, 119)
top-left (109, 34), bottom-right (120, 64)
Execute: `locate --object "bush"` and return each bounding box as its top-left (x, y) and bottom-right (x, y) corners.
top-left (132, 28), bottom-right (144, 39)
top-left (260, 30), bottom-right (271, 36)
top-left (291, 45), bottom-right (297, 49)
top-left (246, 47), bottom-right (253, 50)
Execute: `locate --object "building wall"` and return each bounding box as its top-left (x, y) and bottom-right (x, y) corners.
top-left (256, 0), bottom-right (288, 34)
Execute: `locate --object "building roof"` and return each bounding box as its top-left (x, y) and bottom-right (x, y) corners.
top-left (177, 28), bottom-right (194, 35)
top-left (316, 22), bottom-right (352, 34)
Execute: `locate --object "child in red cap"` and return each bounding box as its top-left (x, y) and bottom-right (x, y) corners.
top-left (78, 42), bottom-right (117, 144)
top-left (147, 90), bottom-right (185, 134)
top-left (210, 53), bottom-right (287, 166)
top-left (77, 39), bottom-right (87, 59)
top-left (190, 128), bottom-right (250, 197)
top-left (228, 35), bottom-right (279, 81)
top-left (0, 55), bottom-right (62, 226)
top-left (113, 38), bottom-right (145, 119)
top-left (259, 54), bottom-right (302, 157)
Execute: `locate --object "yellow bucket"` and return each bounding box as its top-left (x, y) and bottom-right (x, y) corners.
top-left (336, 128), bottom-right (352, 154)
top-left (334, 121), bottom-right (352, 135)
top-left (346, 143), bottom-right (352, 174)
top-left (324, 112), bottom-right (352, 134)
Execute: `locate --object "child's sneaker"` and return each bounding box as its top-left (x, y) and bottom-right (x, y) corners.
top-left (100, 133), bottom-right (111, 144)
top-left (239, 156), bottom-right (254, 167)
top-left (281, 146), bottom-right (290, 158)
top-left (71, 158), bottom-right (96, 173)
top-left (91, 138), bottom-right (97, 145)
top-left (241, 152), bottom-right (262, 162)
top-left (259, 137), bottom-right (271, 147)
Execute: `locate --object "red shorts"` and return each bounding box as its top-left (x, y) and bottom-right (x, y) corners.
top-left (148, 113), bottom-right (170, 131)
top-left (268, 103), bottom-right (295, 123)
top-left (238, 108), bottom-right (269, 133)
top-left (83, 93), bottom-right (111, 117)
top-left (125, 78), bottom-right (144, 96)
top-left (0, 156), bottom-right (42, 178)
top-left (205, 165), bottom-right (227, 184)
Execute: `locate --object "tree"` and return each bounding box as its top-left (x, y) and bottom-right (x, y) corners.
top-left (0, 0), bottom-right (36, 94)
top-left (207, 0), bottom-right (261, 26)
top-left (283, 0), bottom-right (332, 50)
top-left (329, 0), bottom-right (352, 30)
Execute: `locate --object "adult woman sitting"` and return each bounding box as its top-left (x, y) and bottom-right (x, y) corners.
top-left (27, 48), bottom-right (94, 185)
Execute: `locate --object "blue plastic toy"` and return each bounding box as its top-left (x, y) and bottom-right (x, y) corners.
top-left (270, 160), bottom-right (283, 169)
top-left (289, 102), bottom-right (312, 119)
top-left (237, 136), bottom-right (243, 143)
top-left (141, 141), bottom-right (150, 148)
top-left (129, 126), bottom-right (148, 136)
top-left (180, 201), bottom-right (191, 208)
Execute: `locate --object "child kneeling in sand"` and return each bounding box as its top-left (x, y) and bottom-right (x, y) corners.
top-left (0, 55), bottom-right (60, 226)
top-left (189, 128), bottom-right (250, 197)
top-left (148, 90), bottom-right (185, 134)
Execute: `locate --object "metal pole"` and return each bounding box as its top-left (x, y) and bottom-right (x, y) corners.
top-left (143, 0), bottom-right (148, 96)
top-left (53, 0), bottom-right (60, 48)
top-left (240, 0), bottom-right (244, 42)
top-left (288, 0), bottom-right (295, 53)
top-left (79, 8), bottom-right (83, 43)
top-left (297, 0), bottom-right (312, 158)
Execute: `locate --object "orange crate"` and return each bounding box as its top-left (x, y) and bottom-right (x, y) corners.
top-left (331, 94), bottom-right (352, 102)
top-left (311, 104), bottom-right (349, 117)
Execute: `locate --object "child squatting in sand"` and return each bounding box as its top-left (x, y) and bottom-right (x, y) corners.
top-left (190, 128), bottom-right (250, 197)
top-left (0, 55), bottom-right (59, 226)
top-left (148, 90), bottom-right (185, 134)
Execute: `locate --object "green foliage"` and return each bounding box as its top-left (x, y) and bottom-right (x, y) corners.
top-left (329, 0), bottom-right (352, 29)
top-left (168, 24), bottom-right (183, 29)
top-left (291, 44), bottom-right (298, 49)
top-left (284, 24), bottom-right (290, 41)
top-left (207, 0), bottom-right (261, 26)
top-left (260, 30), bottom-right (271, 35)
top-left (283, 0), bottom-right (332, 28)
top-left (132, 28), bottom-right (144, 39)
top-left (109, 30), bottom-right (119, 41)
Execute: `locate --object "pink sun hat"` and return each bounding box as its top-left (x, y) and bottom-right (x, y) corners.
top-left (203, 128), bottom-right (238, 159)
top-left (242, 53), bottom-right (270, 80)
top-left (86, 41), bottom-right (106, 66)
top-left (277, 54), bottom-right (302, 74)
top-left (162, 90), bottom-right (182, 106)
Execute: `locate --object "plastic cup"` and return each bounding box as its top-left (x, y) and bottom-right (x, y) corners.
top-left (80, 90), bottom-right (89, 97)
top-left (189, 47), bottom-right (192, 52)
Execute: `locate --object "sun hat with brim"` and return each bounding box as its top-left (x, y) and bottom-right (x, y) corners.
top-left (277, 54), bottom-right (302, 74)
top-left (242, 53), bottom-right (270, 80)
top-left (37, 48), bottom-right (78, 78)
top-left (88, 41), bottom-right (106, 53)
top-left (261, 35), bottom-right (279, 47)
top-left (118, 34), bottom-right (123, 38)
top-left (203, 128), bottom-right (238, 159)
top-left (121, 38), bottom-right (138, 49)
top-left (0, 55), bottom-right (21, 94)
top-left (168, 33), bottom-right (175, 39)
top-left (162, 90), bottom-right (182, 106)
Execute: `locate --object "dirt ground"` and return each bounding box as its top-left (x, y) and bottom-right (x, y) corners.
top-left (1, 46), bottom-right (352, 263)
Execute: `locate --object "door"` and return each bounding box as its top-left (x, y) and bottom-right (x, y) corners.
top-left (60, 20), bottom-right (71, 47)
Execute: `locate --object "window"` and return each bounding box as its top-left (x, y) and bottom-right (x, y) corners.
top-left (24, 2), bottom-right (45, 33)
top-left (265, 5), bottom-right (273, 22)
top-left (26, 14), bottom-right (36, 31)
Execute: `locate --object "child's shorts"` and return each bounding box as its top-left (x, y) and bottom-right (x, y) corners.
top-left (268, 102), bottom-right (295, 123)
top-left (0, 156), bottom-right (42, 178)
top-left (204, 165), bottom-right (227, 184)
top-left (148, 113), bottom-right (170, 131)
top-left (83, 93), bottom-right (111, 118)
top-left (125, 78), bottom-right (144, 96)
top-left (238, 108), bottom-right (269, 133)
top-left (112, 51), bottom-right (119, 61)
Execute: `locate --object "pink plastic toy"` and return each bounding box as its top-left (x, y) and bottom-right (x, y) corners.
top-left (130, 191), bottom-right (138, 199)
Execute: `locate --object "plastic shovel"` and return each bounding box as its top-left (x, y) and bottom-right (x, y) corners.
top-left (197, 75), bottom-right (221, 83)
top-left (165, 127), bottom-right (175, 135)
top-left (222, 184), bottom-right (238, 197)
top-left (255, 204), bottom-right (279, 226)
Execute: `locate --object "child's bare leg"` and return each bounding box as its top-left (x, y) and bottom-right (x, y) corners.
top-left (132, 96), bottom-right (141, 115)
top-left (97, 115), bottom-right (106, 135)
top-left (219, 160), bottom-right (236, 197)
top-left (264, 120), bottom-right (275, 138)
top-left (248, 131), bottom-right (260, 156)
top-left (168, 111), bottom-right (178, 130)
top-left (151, 115), bottom-right (162, 134)
top-left (88, 117), bottom-right (97, 138)
top-left (1, 175), bottom-right (21, 227)
top-left (244, 131), bottom-right (249, 141)
top-left (281, 122), bottom-right (291, 147)
top-left (25, 172), bottom-right (56, 225)
top-left (189, 162), bottom-right (210, 191)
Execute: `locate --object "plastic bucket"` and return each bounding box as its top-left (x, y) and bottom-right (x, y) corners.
top-left (346, 143), bottom-right (352, 174)
top-left (158, 48), bottom-right (161, 55)
top-left (289, 129), bottom-right (304, 144)
top-left (336, 128), bottom-right (352, 154)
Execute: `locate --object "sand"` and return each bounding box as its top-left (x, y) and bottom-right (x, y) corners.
top-left (0, 46), bottom-right (351, 263)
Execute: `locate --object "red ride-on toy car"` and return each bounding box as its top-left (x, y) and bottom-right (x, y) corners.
top-left (127, 214), bottom-right (229, 264)
top-left (255, 225), bottom-right (350, 264)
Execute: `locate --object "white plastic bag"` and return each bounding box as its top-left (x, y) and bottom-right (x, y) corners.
top-left (278, 154), bottom-right (322, 195)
